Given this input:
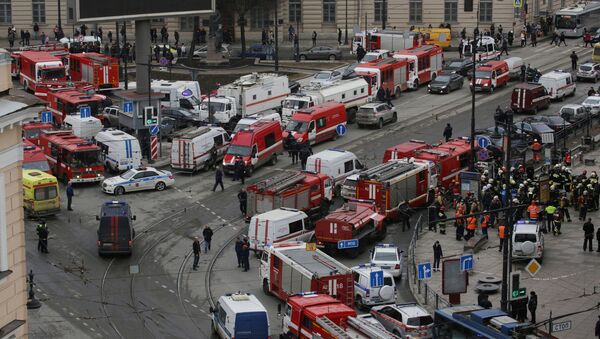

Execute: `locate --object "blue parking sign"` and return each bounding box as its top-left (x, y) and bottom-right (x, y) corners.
top-left (40, 111), bottom-right (53, 123)
top-left (80, 106), bottom-right (91, 118)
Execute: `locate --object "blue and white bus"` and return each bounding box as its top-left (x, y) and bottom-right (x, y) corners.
top-left (433, 305), bottom-right (538, 338)
top-left (554, 1), bottom-right (600, 38)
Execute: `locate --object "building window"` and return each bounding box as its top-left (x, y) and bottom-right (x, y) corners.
top-left (444, 0), bottom-right (458, 22)
top-left (374, 0), bottom-right (387, 22)
top-left (0, 0), bottom-right (10, 24)
top-left (479, 0), bottom-right (493, 23)
top-left (409, 0), bottom-right (422, 23)
top-left (514, 7), bottom-right (521, 19)
top-left (251, 6), bottom-right (269, 29)
top-left (323, 0), bottom-right (335, 23)
top-left (32, 0), bottom-right (45, 24)
top-left (68, 7), bottom-right (74, 20)
top-left (0, 173), bottom-right (7, 273)
top-left (180, 16), bottom-right (198, 31)
top-left (289, 0), bottom-right (301, 23)
top-left (151, 18), bottom-right (164, 23)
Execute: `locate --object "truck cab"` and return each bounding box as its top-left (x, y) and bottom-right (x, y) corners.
top-left (283, 102), bottom-right (347, 147)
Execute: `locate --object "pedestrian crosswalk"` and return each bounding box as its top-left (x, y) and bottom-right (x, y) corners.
top-left (521, 42), bottom-right (593, 63)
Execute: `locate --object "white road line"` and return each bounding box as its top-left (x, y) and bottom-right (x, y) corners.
top-left (200, 309), bottom-right (206, 313)
top-left (75, 317), bottom-right (81, 321)
top-left (200, 204), bottom-right (205, 207)
top-left (161, 285), bottom-right (167, 289)
top-left (191, 304), bottom-right (198, 308)
top-left (90, 328), bottom-right (96, 332)
top-left (168, 289), bottom-right (175, 294)
top-left (36, 288), bottom-right (42, 292)
top-left (42, 293), bottom-right (48, 297)
top-left (211, 211), bottom-right (216, 215)
top-left (69, 312), bottom-right (74, 317)
top-left (83, 322), bottom-right (88, 327)
top-left (184, 299), bottom-right (190, 303)
top-left (232, 226), bottom-right (237, 230)
top-left (155, 280), bottom-right (160, 284)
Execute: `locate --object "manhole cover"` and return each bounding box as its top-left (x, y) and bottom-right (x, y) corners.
top-left (476, 283), bottom-right (500, 293)
top-left (478, 276), bottom-right (501, 284)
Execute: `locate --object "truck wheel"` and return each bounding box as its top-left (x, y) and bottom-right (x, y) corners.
top-left (155, 182), bottom-right (166, 191)
top-left (377, 118), bottom-right (384, 129)
top-left (262, 279), bottom-right (271, 295)
top-left (300, 55), bottom-right (306, 60)
top-left (347, 108), bottom-right (357, 123)
top-left (329, 55), bottom-right (336, 61)
top-left (114, 186), bottom-right (125, 195)
top-left (355, 295), bottom-right (366, 311)
top-left (413, 79), bottom-right (419, 89)
top-left (269, 155), bottom-right (278, 166)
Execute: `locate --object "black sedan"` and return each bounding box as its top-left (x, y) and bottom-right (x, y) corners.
top-left (442, 58), bottom-right (474, 76)
top-left (299, 46), bottom-right (342, 60)
top-left (523, 115), bottom-right (571, 132)
top-left (161, 108), bottom-right (202, 127)
top-left (428, 74), bottom-right (464, 94)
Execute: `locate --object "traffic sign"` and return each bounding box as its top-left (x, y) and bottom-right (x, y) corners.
top-left (80, 106), bottom-right (91, 118)
top-left (159, 57), bottom-right (169, 66)
top-left (525, 258), bottom-right (541, 277)
top-left (370, 270), bottom-right (384, 288)
top-left (336, 124), bottom-right (346, 136)
top-left (123, 101), bottom-right (133, 113)
top-left (476, 149), bottom-right (489, 162)
top-left (40, 111), bottom-right (53, 123)
top-left (460, 254), bottom-right (474, 272)
top-left (305, 242), bottom-right (317, 251)
top-left (514, 0), bottom-right (523, 8)
top-left (418, 262), bottom-right (432, 280)
top-left (552, 320), bottom-right (572, 333)
top-left (337, 239), bottom-right (358, 250)
top-left (149, 125), bottom-right (160, 136)
top-left (476, 135), bottom-right (491, 149)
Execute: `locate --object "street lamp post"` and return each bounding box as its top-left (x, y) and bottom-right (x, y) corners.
top-left (344, 0), bottom-right (349, 45)
top-left (57, 0), bottom-right (62, 31)
top-left (470, 1), bottom-right (480, 171)
top-left (500, 110), bottom-right (514, 313)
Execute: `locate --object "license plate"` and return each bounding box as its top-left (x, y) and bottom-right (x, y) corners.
top-left (102, 243), bottom-right (113, 247)
top-left (381, 266), bottom-right (390, 269)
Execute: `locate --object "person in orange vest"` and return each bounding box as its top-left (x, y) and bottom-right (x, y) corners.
top-left (455, 211), bottom-right (465, 241)
top-left (466, 216), bottom-right (477, 240)
top-left (531, 139), bottom-right (542, 162)
top-left (498, 224), bottom-right (506, 252)
top-left (481, 213), bottom-right (490, 236)
top-left (564, 151), bottom-right (572, 167)
top-left (527, 200), bottom-right (541, 220)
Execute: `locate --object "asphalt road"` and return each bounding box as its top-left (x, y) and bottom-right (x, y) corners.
top-left (27, 41), bottom-right (596, 338)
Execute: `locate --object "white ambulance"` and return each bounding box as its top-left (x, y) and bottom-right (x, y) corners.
top-left (538, 70), bottom-right (576, 100)
top-left (248, 208), bottom-right (313, 253)
top-left (305, 149), bottom-right (364, 196)
top-left (171, 126), bottom-right (230, 172)
top-left (95, 129), bottom-right (142, 172)
top-left (151, 80), bottom-right (202, 111)
top-left (64, 115), bottom-right (103, 139)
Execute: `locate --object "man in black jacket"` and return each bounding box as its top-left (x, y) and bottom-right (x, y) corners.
top-left (192, 237), bottom-right (200, 270)
top-left (235, 237), bottom-right (243, 268)
top-left (528, 291), bottom-right (538, 323)
top-left (443, 123), bottom-right (453, 141)
top-left (238, 188), bottom-right (247, 216)
top-left (203, 225), bottom-right (213, 253)
top-left (433, 241), bottom-right (443, 272)
top-left (212, 165), bottom-right (224, 192)
top-left (583, 218), bottom-right (594, 252)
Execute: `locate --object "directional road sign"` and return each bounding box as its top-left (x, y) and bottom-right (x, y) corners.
top-left (41, 111), bottom-right (53, 123)
top-left (476, 135), bottom-right (491, 149)
top-left (149, 125), bottom-right (160, 136)
top-left (460, 254), bottom-right (474, 271)
top-left (123, 101), bottom-right (134, 113)
top-left (418, 262), bottom-right (432, 280)
top-left (336, 124), bottom-right (346, 136)
top-left (525, 258), bottom-right (541, 277)
top-left (370, 270), bottom-right (384, 288)
top-left (80, 106), bottom-right (91, 118)
top-left (337, 239), bottom-right (358, 250)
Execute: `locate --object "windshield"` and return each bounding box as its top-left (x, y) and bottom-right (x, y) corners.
top-left (362, 74), bottom-right (378, 87)
top-left (67, 150), bottom-right (101, 167)
top-left (515, 233), bottom-right (537, 242)
top-left (475, 71), bottom-right (492, 79)
top-left (188, 96), bottom-right (201, 105)
top-left (23, 129), bottom-right (42, 139)
top-left (120, 170), bottom-right (136, 180)
top-left (200, 101), bottom-right (225, 112)
top-left (283, 99), bottom-right (309, 109)
top-left (374, 251), bottom-right (397, 262)
top-left (434, 76), bottom-right (451, 83)
top-left (362, 54), bottom-right (380, 63)
top-left (584, 98), bottom-right (600, 105)
top-left (448, 62), bottom-right (463, 68)
top-left (580, 65), bottom-right (592, 71)
top-left (562, 108), bottom-right (575, 115)
top-left (233, 123), bottom-right (250, 133)
top-left (358, 107), bottom-right (375, 114)
top-left (65, 102), bottom-right (99, 116)
top-left (286, 120), bottom-right (309, 132)
top-left (314, 72), bottom-right (331, 79)
top-left (407, 316), bottom-right (434, 327)
top-left (227, 145), bottom-right (251, 156)
top-left (41, 68), bottom-right (65, 80)
top-left (23, 160), bottom-right (50, 172)
top-left (556, 15), bottom-right (577, 29)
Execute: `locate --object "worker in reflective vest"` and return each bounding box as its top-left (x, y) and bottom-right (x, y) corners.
top-left (564, 151), bottom-right (571, 166)
top-left (466, 216), bottom-right (477, 240)
top-left (527, 200), bottom-right (541, 220)
top-left (531, 140), bottom-right (542, 162)
top-left (498, 224), bottom-right (506, 252)
top-left (480, 213), bottom-right (490, 236)
top-left (455, 211), bottom-right (465, 241)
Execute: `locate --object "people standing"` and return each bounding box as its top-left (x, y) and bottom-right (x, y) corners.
top-left (288, 25), bottom-right (295, 42)
top-left (242, 238), bottom-right (250, 271)
top-left (212, 165), bottom-right (224, 192)
top-left (237, 188), bottom-right (247, 216)
top-left (338, 28), bottom-right (342, 45)
top-left (174, 30), bottom-right (179, 46)
top-left (235, 237), bottom-right (243, 268)
top-left (433, 241), bottom-right (443, 272)
top-left (312, 31), bottom-right (317, 47)
top-left (385, 88), bottom-right (392, 106)
top-left (500, 38), bottom-right (509, 56)
top-left (437, 206), bottom-right (447, 234)
top-left (36, 220), bottom-right (47, 252)
top-left (33, 23), bottom-right (39, 40)
top-left (192, 237), bottom-right (200, 270)
top-left (528, 291), bottom-right (538, 323)
top-left (66, 181), bottom-right (74, 211)
top-left (584, 31), bottom-right (593, 47)
top-left (299, 143), bottom-right (312, 170)
top-left (520, 31), bottom-right (526, 47)
top-left (203, 225), bottom-right (213, 253)
top-left (443, 123), bottom-right (453, 142)
top-left (108, 30), bottom-right (113, 43)
top-left (466, 216), bottom-right (477, 240)
top-left (234, 157), bottom-right (245, 184)
top-left (458, 40), bottom-right (464, 59)
top-left (498, 223), bottom-right (506, 251)
top-left (356, 44), bottom-right (366, 62)
top-left (455, 212), bottom-right (465, 241)
top-left (558, 31), bottom-right (567, 46)
top-left (570, 51), bottom-right (579, 71)
top-left (24, 30), bottom-right (30, 46)
top-left (520, 64), bottom-right (527, 82)
top-left (530, 32), bottom-right (537, 47)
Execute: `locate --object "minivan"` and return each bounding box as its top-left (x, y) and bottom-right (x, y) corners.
top-left (96, 201), bottom-right (136, 256)
top-left (248, 208), bottom-right (313, 253)
top-left (511, 83), bottom-right (550, 114)
top-left (306, 149), bottom-right (364, 196)
top-left (210, 293), bottom-right (269, 339)
top-left (512, 220), bottom-right (544, 263)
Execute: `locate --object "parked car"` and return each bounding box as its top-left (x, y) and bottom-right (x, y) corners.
top-left (512, 220), bottom-right (544, 263)
top-left (582, 96), bottom-right (600, 115)
top-left (360, 49), bottom-right (390, 63)
top-left (193, 44), bottom-right (232, 58)
top-left (576, 62), bottom-right (600, 82)
top-left (356, 102), bottom-right (397, 129)
top-left (161, 107), bottom-right (202, 127)
top-left (592, 27), bottom-right (600, 43)
top-left (559, 104), bottom-right (589, 123)
top-left (523, 115), bottom-right (571, 132)
top-left (238, 43), bottom-right (272, 60)
top-left (514, 121), bottom-right (555, 141)
top-left (310, 70), bottom-right (342, 85)
top-left (370, 303), bottom-right (434, 338)
top-left (442, 58), bottom-right (473, 76)
top-left (427, 74), bottom-right (464, 94)
top-left (299, 46), bottom-right (342, 60)
top-left (159, 117), bottom-right (177, 140)
top-left (102, 106), bottom-right (121, 127)
top-left (102, 167), bottom-right (175, 195)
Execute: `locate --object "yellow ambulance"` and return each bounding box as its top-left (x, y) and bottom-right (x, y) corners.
top-left (593, 43), bottom-right (600, 63)
top-left (412, 27), bottom-right (452, 49)
top-left (22, 169), bottom-right (60, 217)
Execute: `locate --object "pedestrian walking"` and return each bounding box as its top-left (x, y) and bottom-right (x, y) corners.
top-left (299, 143), bottom-right (312, 170)
top-left (192, 237), bottom-right (200, 270)
top-left (530, 32), bottom-right (537, 47)
top-left (500, 38), bottom-right (509, 56)
top-left (312, 31), bottom-right (317, 47)
top-left (356, 44), bottom-right (366, 62)
top-left (242, 238), bottom-right (250, 271)
top-left (174, 30), bottom-right (179, 46)
top-left (520, 31), bottom-right (526, 47)
top-left (584, 31), bottom-right (593, 47)
top-left (235, 237), bottom-right (243, 267)
top-left (443, 123), bottom-right (453, 142)
top-left (559, 31), bottom-right (567, 46)
top-left (288, 25), bottom-right (295, 42)
top-left (433, 241), bottom-right (443, 272)
top-left (202, 225), bottom-right (213, 253)
top-left (550, 31), bottom-right (558, 45)
top-left (234, 156), bottom-right (245, 184)
top-left (458, 40), bottom-right (463, 59)
top-left (66, 181), bottom-right (74, 211)
top-left (570, 51), bottom-right (579, 71)
top-left (24, 30), bottom-right (30, 45)
top-left (595, 315), bottom-right (600, 338)
top-left (385, 88), bottom-right (392, 106)
top-left (498, 224), bottom-right (506, 251)
top-left (583, 218), bottom-right (594, 252)
top-left (212, 165), bottom-right (224, 192)
top-left (480, 213), bottom-right (490, 236)
top-left (338, 28), bottom-right (342, 45)
top-left (528, 291), bottom-right (537, 323)
top-left (238, 188), bottom-right (247, 216)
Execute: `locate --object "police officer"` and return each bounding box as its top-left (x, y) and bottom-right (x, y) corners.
top-left (237, 188), bottom-right (247, 216)
top-left (37, 221), bottom-right (49, 254)
top-left (36, 220), bottom-right (46, 252)
top-left (234, 237), bottom-right (243, 268)
top-left (242, 238), bottom-right (250, 271)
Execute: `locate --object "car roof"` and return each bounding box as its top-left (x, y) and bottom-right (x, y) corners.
top-left (253, 208), bottom-right (305, 221)
top-left (361, 102), bottom-right (387, 108)
top-left (581, 62), bottom-right (598, 66)
top-left (352, 265), bottom-right (392, 277)
top-left (392, 304), bottom-right (430, 317)
top-left (514, 221), bottom-right (538, 233)
top-left (219, 293), bottom-right (268, 313)
top-left (308, 149), bottom-right (355, 161)
top-left (561, 104), bottom-right (583, 109)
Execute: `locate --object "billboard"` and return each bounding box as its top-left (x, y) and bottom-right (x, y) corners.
top-left (77, 0), bottom-right (215, 22)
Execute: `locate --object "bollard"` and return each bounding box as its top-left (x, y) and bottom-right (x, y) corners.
top-left (424, 283), bottom-right (428, 305)
top-left (27, 270), bottom-right (41, 309)
top-left (436, 293), bottom-right (439, 309)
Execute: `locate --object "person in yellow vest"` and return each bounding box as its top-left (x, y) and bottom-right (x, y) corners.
top-left (466, 216), bottom-right (477, 240)
top-left (527, 200), bottom-right (541, 221)
top-left (498, 224), bottom-right (506, 252)
top-left (545, 204), bottom-right (557, 234)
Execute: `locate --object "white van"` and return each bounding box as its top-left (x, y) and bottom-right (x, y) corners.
top-left (210, 293), bottom-right (269, 339)
top-left (306, 149), bottom-right (364, 196)
top-left (538, 70), bottom-right (576, 100)
top-left (95, 129), bottom-right (142, 172)
top-left (151, 80), bottom-right (202, 112)
top-left (64, 115), bottom-right (103, 139)
top-left (171, 126), bottom-right (230, 172)
top-left (504, 57), bottom-right (524, 80)
top-left (231, 110), bottom-right (281, 139)
top-left (248, 208), bottom-right (313, 253)
top-left (512, 220), bottom-right (544, 263)
top-left (462, 36), bottom-right (499, 62)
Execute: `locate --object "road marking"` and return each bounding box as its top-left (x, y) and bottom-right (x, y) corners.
top-left (161, 285), bottom-right (167, 289)
top-left (75, 317), bottom-right (81, 321)
top-left (90, 328), bottom-right (96, 332)
top-left (69, 312), bottom-right (74, 317)
top-left (168, 289), bottom-right (175, 294)
top-left (200, 204), bottom-right (205, 208)
top-left (211, 211), bottom-right (216, 215)
top-left (83, 322), bottom-right (88, 327)
top-left (155, 280), bottom-right (159, 284)
top-left (200, 309), bottom-right (206, 313)
top-left (36, 288), bottom-right (42, 292)
top-left (232, 226), bottom-right (237, 230)
top-left (184, 299), bottom-right (190, 303)
top-left (42, 293), bottom-right (48, 297)
top-left (191, 304), bottom-right (198, 308)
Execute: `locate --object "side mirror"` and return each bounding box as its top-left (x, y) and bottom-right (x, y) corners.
top-left (95, 215), bottom-right (99, 221)
top-left (209, 306), bottom-right (215, 313)
top-left (132, 215), bottom-right (137, 221)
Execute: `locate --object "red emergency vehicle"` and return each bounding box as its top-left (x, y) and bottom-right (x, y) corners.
top-left (470, 60), bottom-right (510, 93)
top-left (413, 138), bottom-right (471, 188)
top-left (69, 53), bottom-right (119, 91)
top-left (259, 242), bottom-right (354, 306)
top-left (38, 130), bottom-right (105, 183)
top-left (23, 140), bottom-right (52, 174)
top-left (392, 44), bottom-right (444, 89)
top-left (46, 89), bottom-right (105, 125)
top-left (355, 159), bottom-right (433, 216)
top-left (19, 51), bottom-right (67, 98)
top-left (352, 30), bottom-right (422, 53)
top-left (354, 58), bottom-right (410, 98)
top-left (22, 121), bottom-right (54, 145)
top-left (11, 44), bottom-right (68, 78)
top-left (245, 170), bottom-right (332, 219)
top-left (314, 201), bottom-right (386, 256)
top-left (283, 102), bottom-right (347, 147)
top-left (383, 140), bottom-right (429, 162)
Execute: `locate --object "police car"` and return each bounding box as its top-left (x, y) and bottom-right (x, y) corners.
top-left (351, 264), bottom-right (396, 310)
top-left (370, 244), bottom-right (404, 279)
top-left (102, 167), bottom-right (175, 195)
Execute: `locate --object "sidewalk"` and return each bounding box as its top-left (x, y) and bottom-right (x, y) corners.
top-left (410, 148), bottom-right (600, 338)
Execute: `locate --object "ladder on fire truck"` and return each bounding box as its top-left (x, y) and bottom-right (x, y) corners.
top-left (346, 316), bottom-right (401, 338)
top-left (256, 170), bottom-right (305, 193)
top-left (360, 160), bottom-right (418, 181)
top-left (315, 317), bottom-right (354, 339)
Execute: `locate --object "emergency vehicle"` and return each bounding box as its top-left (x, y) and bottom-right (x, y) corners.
top-left (245, 170), bottom-right (333, 219)
top-left (538, 70), bottom-right (577, 100)
top-left (23, 141), bottom-right (51, 174)
top-left (352, 264), bottom-right (397, 309)
top-left (38, 130), bottom-right (105, 183)
top-left (94, 129), bottom-right (142, 172)
top-left (413, 138), bottom-right (471, 188)
top-left (259, 242), bottom-right (354, 306)
top-left (281, 77), bottom-right (370, 122)
top-left (171, 126), bottom-right (230, 172)
top-left (412, 27), bottom-right (452, 48)
top-left (18, 51), bottom-right (67, 98)
top-left (152, 80), bottom-right (202, 111)
top-left (69, 53), bottom-right (119, 91)
top-left (511, 83), bottom-right (551, 114)
top-left (354, 159), bottom-right (434, 217)
top-left (392, 44), bottom-right (444, 89)
top-left (354, 57), bottom-right (410, 98)
top-left (46, 89), bottom-right (105, 125)
top-left (64, 115), bottom-right (103, 139)
top-left (247, 208), bottom-right (313, 253)
top-left (11, 43), bottom-right (68, 78)
top-left (282, 293), bottom-right (399, 339)
top-left (283, 102), bottom-right (347, 146)
top-left (305, 149), bottom-right (364, 194)
top-left (0, 48), bottom-right (10, 94)
top-left (22, 169), bottom-right (61, 217)
top-left (383, 140), bottom-right (429, 162)
top-left (314, 201), bottom-right (386, 257)
top-left (352, 30), bottom-right (421, 53)
top-left (470, 61), bottom-right (510, 93)
top-left (462, 36), bottom-right (500, 62)
top-left (209, 293), bottom-right (269, 339)
top-left (222, 120), bottom-right (282, 176)
top-left (22, 121), bottom-right (54, 145)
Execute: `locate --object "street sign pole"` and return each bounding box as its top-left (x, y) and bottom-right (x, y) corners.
top-left (501, 110), bottom-right (514, 312)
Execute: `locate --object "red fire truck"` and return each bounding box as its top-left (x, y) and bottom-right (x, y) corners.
top-left (11, 44), bottom-right (68, 78)
top-left (46, 89), bottom-right (105, 125)
top-left (245, 170), bottom-right (333, 219)
top-left (69, 53), bottom-right (119, 91)
top-left (352, 30), bottom-right (422, 53)
top-left (19, 51), bottom-right (67, 98)
top-left (413, 138), bottom-right (471, 188)
top-left (22, 121), bottom-right (54, 145)
top-left (392, 44), bottom-right (444, 90)
top-left (314, 201), bottom-right (386, 257)
top-left (383, 140), bottom-right (429, 162)
top-left (354, 58), bottom-right (410, 98)
top-left (23, 140), bottom-right (52, 174)
top-left (355, 159), bottom-right (434, 216)
top-left (259, 242), bottom-right (354, 306)
top-left (38, 130), bottom-right (105, 183)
